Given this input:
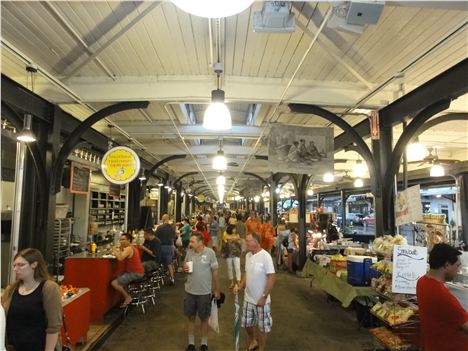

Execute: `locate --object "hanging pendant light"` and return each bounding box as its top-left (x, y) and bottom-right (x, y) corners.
top-left (203, 61), bottom-right (232, 131)
top-left (172, 0), bottom-right (254, 18)
top-left (203, 89), bottom-right (232, 130)
top-left (213, 139), bottom-right (227, 170)
top-left (352, 159), bottom-right (367, 178)
top-left (17, 113), bottom-right (36, 143)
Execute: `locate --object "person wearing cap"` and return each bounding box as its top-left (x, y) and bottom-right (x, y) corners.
top-left (234, 233), bottom-right (276, 351)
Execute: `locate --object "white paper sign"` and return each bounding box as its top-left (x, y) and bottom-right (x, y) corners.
top-left (392, 245), bottom-right (427, 294)
top-left (395, 185), bottom-right (423, 226)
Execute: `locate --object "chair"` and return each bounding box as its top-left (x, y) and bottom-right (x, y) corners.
top-left (124, 277), bottom-right (149, 317)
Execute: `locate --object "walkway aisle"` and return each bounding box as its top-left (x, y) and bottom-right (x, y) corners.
top-left (100, 258), bottom-right (375, 351)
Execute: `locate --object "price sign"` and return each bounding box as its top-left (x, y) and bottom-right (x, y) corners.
top-left (392, 245), bottom-right (427, 294)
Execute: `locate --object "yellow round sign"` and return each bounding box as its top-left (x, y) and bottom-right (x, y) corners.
top-left (101, 146), bottom-right (140, 185)
top-left (196, 194), bottom-right (205, 202)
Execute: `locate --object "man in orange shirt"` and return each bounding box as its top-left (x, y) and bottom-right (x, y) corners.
top-left (245, 211), bottom-right (261, 236)
top-left (260, 215), bottom-right (275, 253)
top-left (416, 243), bottom-right (468, 351)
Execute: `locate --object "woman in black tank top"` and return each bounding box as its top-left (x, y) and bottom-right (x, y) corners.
top-left (1, 248), bottom-right (62, 351)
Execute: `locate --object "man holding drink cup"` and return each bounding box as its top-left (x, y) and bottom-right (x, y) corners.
top-left (183, 233), bottom-right (220, 351)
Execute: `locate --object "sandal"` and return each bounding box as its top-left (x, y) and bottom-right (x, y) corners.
top-left (246, 341), bottom-right (259, 351)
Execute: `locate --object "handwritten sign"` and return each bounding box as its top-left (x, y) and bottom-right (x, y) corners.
top-left (392, 245), bottom-right (427, 294)
top-left (395, 185), bottom-right (423, 226)
top-left (70, 161), bottom-right (90, 194)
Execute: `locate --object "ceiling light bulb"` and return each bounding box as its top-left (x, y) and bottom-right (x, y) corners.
top-left (17, 114), bottom-right (36, 143)
top-left (354, 178), bottom-right (364, 188)
top-left (172, 0), bottom-right (254, 18)
top-left (254, 195), bottom-right (260, 203)
top-left (216, 175), bottom-right (226, 185)
top-left (406, 142), bottom-right (428, 162)
top-left (352, 160), bottom-right (367, 178)
top-left (307, 189), bottom-right (314, 196)
top-left (275, 187), bottom-right (281, 194)
top-left (158, 182), bottom-right (164, 187)
top-left (323, 172), bottom-right (334, 183)
top-left (430, 164), bottom-right (445, 177)
top-left (203, 102), bottom-right (232, 131)
top-left (212, 150), bottom-right (227, 170)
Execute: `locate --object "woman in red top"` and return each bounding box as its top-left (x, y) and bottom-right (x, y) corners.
top-left (111, 233), bottom-right (145, 307)
top-left (416, 243), bottom-right (468, 351)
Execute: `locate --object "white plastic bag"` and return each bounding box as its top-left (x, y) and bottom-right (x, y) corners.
top-left (208, 299), bottom-right (220, 333)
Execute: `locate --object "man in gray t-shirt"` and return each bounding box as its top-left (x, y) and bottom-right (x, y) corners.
top-left (183, 233), bottom-right (220, 351)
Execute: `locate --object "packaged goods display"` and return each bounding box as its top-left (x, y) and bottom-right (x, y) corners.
top-left (372, 235), bottom-right (407, 256)
top-left (369, 327), bottom-right (414, 351)
top-left (371, 302), bottom-right (416, 326)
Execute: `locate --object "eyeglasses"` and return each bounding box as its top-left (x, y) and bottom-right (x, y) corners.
top-left (13, 262), bottom-right (30, 268)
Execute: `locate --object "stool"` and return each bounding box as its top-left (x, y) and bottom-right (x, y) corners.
top-left (124, 278), bottom-right (149, 317)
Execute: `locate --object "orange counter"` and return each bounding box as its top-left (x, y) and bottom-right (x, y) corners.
top-left (64, 254), bottom-right (125, 322)
top-left (61, 288), bottom-right (91, 346)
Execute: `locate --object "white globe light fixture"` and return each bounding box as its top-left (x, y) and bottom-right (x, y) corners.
top-left (352, 159), bottom-right (367, 178)
top-left (354, 178), bottom-right (364, 188)
top-left (430, 163), bottom-right (445, 177)
top-left (254, 195), bottom-right (260, 203)
top-left (307, 189), bottom-right (314, 196)
top-left (172, 0), bottom-right (254, 18)
top-left (323, 172), bottom-right (334, 183)
top-left (406, 140), bottom-right (428, 162)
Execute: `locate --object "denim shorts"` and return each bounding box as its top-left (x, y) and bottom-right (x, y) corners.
top-left (160, 245), bottom-right (174, 267)
top-left (117, 272), bottom-right (144, 286)
top-left (184, 293), bottom-right (212, 320)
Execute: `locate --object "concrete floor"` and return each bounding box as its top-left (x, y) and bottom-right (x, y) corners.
top-left (98, 258), bottom-right (376, 351)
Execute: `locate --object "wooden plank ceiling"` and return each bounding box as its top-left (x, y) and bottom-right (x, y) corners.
top-left (1, 1), bottom-right (467, 199)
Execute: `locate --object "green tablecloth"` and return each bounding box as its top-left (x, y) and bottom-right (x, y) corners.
top-left (298, 259), bottom-right (377, 308)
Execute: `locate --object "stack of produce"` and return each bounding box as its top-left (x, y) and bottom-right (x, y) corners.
top-left (371, 302), bottom-right (415, 325)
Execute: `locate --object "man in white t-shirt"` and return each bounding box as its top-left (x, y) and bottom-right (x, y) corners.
top-left (234, 233), bottom-right (275, 351)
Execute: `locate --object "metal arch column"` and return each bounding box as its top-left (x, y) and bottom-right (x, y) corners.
top-left (175, 182), bottom-right (183, 222)
top-left (243, 172), bottom-right (270, 188)
top-left (382, 99), bottom-right (451, 230)
top-left (291, 174), bottom-right (310, 268)
top-left (139, 154), bottom-right (188, 200)
top-left (50, 101), bottom-right (149, 194)
top-left (173, 171), bottom-right (199, 187)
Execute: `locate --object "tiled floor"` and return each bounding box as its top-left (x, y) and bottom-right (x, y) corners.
top-left (91, 257), bottom-right (377, 351)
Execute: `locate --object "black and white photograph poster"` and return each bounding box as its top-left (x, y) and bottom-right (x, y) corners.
top-left (268, 125), bottom-right (334, 174)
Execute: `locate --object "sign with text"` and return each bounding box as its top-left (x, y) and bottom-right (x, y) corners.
top-left (70, 161), bottom-right (90, 194)
top-left (392, 245), bottom-right (427, 294)
top-left (101, 146), bottom-right (140, 185)
top-left (395, 185), bottom-right (423, 226)
top-left (369, 110), bottom-right (380, 140)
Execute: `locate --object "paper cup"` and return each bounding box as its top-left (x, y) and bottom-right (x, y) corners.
top-left (186, 261), bottom-right (193, 273)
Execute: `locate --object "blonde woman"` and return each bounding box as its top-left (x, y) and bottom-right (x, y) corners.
top-left (2, 248), bottom-right (62, 351)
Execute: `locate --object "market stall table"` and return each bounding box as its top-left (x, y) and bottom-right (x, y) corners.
top-left (61, 288), bottom-right (91, 347)
top-left (64, 253), bottom-right (125, 322)
top-left (299, 259), bottom-right (378, 308)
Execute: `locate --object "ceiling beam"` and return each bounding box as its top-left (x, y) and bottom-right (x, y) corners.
top-left (66, 75), bottom-right (393, 108)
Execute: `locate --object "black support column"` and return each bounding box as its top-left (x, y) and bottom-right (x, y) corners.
top-left (296, 174), bottom-right (309, 268)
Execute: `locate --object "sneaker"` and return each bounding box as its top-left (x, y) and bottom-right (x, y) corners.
top-left (200, 345), bottom-right (208, 351)
top-left (186, 345), bottom-right (195, 351)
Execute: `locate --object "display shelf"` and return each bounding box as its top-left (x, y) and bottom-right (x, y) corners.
top-left (370, 308), bottom-right (419, 328)
top-left (369, 327), bottom-right (419, 351)
top-left (89, 191), bottom-right (126, 227)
